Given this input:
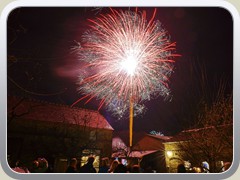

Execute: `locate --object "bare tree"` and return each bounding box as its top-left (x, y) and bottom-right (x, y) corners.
top-left (172, 80), bottom-right (232, 173)
top-left (166, 57), bottom-right (233, 173)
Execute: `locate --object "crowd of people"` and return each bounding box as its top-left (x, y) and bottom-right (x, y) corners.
top-left (65, 157), bottom-right (97, 173)
top-left (10, 156), bottom-right (230, 174)
top-left (65, 156), bottom-right (145, 173)
top-left (10, 157), bottom-right (50, 173)
top-left (10, 156), bottom-right (154, 173)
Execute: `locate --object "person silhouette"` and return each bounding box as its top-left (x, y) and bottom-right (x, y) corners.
top-left (79, 156), bottom-right (96, 173)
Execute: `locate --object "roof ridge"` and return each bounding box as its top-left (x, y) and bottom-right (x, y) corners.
top-left (182, 123), bottom-right (233, 133)
top-left (147, 134), bottom-right (172, 140)
top-left (8, 95), bottom-right (101, 114)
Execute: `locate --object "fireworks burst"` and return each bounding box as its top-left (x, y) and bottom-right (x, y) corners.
top-left (74, 8), bottom-right (179, 117)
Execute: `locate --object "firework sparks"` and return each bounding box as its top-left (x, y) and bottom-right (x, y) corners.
top-left (74, 8), bottom-right (179, 117)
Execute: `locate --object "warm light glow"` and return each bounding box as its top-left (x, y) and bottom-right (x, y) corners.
top-left (167, 151), bottom-right (173, 157)
top-left (121, 54), bottom-right (138, 76)
top-left (129, 97), bottom-right (134, 147)
top-left (193, 167), bottom-right (202, 173)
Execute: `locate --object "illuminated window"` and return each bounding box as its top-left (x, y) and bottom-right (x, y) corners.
top-left (81, 149), bottom-right (101, 172)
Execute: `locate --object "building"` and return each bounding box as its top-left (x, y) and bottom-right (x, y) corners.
top-left (112, 131), bottom-right (171, 173)
top-left (7, 96), bottom-right (114, 172)
top-left (133, 134), bottom-right (172, 173)
top-left (163, 124), bottom-right (233, 173)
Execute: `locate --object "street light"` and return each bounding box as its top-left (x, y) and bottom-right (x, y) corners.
top-left (166, 151), bottom-right (173, 157)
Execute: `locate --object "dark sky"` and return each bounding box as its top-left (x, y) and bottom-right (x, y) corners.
top-left (7, 7), bottom-right (233, 135)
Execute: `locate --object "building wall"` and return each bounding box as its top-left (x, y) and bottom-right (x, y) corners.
top-left (163, 141), bottom-right (233, 173)
top-left (164, 142), bottom-right (184, 173)
top-left (7, 118), bottom-right (113, 172)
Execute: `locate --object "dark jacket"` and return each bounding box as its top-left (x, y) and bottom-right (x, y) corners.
top-left (65, 166), bottom-right (77, 173)
top-left (98, 166), bottom-right (109, 173)
top-left (79, 163), bottom-right (96, 173)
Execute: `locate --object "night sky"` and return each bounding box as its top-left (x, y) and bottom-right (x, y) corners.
top-left (7, 7), bottom-right (233, 135)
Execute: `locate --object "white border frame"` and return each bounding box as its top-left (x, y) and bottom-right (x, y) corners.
top-left (0, 0), bottom-right (239, 180)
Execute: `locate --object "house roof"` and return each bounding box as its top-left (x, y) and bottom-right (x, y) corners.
top-left (8, 96), bottom-right (114, 130)
top-left (132, 134), bottom-right (172, 151)
top-left (112, 131), bottom-right (172, 151)
top-left (112, 150), bottom-right (158, 158)
top-left (146, 134), bottom-right (172, 141)
top-left (112, 131), bottom-right (146, 148)
top-left (164, 124), bottom-right (233, 143)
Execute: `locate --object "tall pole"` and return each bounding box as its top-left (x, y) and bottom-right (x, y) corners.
top-left (129, 97), bottom-right (134, 147)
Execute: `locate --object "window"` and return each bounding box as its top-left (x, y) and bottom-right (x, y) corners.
top-left (81, 149), bottom-right (101, 172)
top-left (89, 130), bottom-right (96, 141)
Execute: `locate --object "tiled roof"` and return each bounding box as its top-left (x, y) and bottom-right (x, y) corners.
top-left (8, 96), bottom-right (114, 130)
